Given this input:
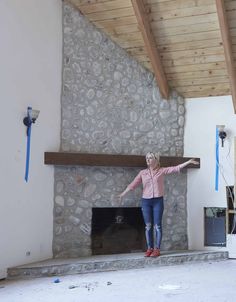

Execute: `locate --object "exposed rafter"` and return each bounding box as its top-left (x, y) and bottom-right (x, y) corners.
top-left (131, 0), bottom-right (169, 99)
top-left (64, 0), bottom-right (236, 103)
top-left (215, 0), bottom-right (236, 113)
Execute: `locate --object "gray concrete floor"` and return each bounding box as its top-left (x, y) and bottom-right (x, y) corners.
top-left (0, 259), bottom-right (235, 302)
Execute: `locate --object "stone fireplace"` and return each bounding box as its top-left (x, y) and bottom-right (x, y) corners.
top-left (52, 3), bottom-right (188, 258)
top-left (53, 165), bottom-right (187, 258)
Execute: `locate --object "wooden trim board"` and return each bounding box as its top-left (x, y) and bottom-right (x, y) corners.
top-left (44, 152), bottom-right (200, 168)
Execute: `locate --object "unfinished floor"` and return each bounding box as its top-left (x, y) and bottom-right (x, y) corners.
top-left (1, 259), bottom-right (236, 302)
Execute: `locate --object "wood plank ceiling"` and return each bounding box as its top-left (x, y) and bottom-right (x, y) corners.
top-left (65, 0), bottom-right (236, 109)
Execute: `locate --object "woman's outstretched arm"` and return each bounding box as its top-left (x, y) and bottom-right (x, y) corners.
top-left (162, 158), bottom-right (199, 174)
top-left (118, 171), bottom-right (142, 200)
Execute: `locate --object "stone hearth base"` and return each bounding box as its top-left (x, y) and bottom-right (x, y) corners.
top-left (7, 250), bottom-right (228, 279)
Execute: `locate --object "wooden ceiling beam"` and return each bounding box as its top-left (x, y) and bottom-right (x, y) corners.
top-left (131, 0), bottom-right (169, 99)
top-left (215, 0), bottom-right (236, 113)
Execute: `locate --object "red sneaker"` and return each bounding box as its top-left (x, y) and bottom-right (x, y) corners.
top-left (150, 248), bottom-right (160, 257)
top-left (144, 248), bottom-right (153, 257)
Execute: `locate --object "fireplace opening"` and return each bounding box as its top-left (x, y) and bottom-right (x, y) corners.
top-left (92, 207), bottom-right (146, 255)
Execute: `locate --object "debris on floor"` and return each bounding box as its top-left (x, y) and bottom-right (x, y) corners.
top-left (53, 278), bottom-right (61, 283)
top-left (68, 285), bottom-right (78, 289)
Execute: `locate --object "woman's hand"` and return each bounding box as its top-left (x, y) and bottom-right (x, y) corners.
top-left (118, 194), bottom-right (123, 201)
top-left (118, 187), bottom-right (130, 201)
top-left (189, 158), bottom-right (199, 165)
top-left (181, 158), bottom-right (199, 169)
top-left (118, 192), bottom-right (125, 201)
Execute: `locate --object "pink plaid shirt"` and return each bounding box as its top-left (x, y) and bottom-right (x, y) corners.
top-left (127, 164), bottom-right (185, 199)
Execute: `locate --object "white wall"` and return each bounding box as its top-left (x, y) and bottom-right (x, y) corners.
top-left (0, 0), bottom-right (62, 278)
top-left (185, 96), bottom-right (236, 253)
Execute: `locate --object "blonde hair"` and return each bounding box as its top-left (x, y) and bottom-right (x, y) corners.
top-left (146, 152), bottom-right (160, 164)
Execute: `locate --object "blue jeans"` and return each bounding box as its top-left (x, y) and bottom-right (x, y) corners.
top-left (141, 197), bottom-right (164, 249)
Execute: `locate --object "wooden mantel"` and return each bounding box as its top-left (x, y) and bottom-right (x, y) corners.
top-left (44, 152), bottom-right (200, 168)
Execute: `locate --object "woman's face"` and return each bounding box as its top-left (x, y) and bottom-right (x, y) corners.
top-left (146, 154), bottom-right (157, 167)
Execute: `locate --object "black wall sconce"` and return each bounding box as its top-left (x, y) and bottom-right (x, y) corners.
top-left (217, 125), bottom-right (227, 147)
top-left (23, 107), bottom-right (40, 135)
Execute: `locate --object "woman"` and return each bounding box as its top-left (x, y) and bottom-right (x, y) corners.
top-left (119, 152), bottom-right (199, 257)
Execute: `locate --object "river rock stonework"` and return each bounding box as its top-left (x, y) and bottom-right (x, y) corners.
top-left (53, 3), bottom-right (188, 258)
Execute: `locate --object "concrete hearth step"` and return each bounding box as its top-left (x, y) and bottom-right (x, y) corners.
top-left (7, 250), bottom-right (228, 280)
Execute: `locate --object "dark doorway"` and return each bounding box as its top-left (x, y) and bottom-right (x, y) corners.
top-left (204, 207), bottom-right (226, 247)
top-left (91, 207), bottom-right (146, 255)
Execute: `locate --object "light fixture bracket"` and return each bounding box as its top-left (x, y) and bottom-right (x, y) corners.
top-left (23, 107), bottom-right (40, 133)
top-left (217, 125), bottom-right (227, 147)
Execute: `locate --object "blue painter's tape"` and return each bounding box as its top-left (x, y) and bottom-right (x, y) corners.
top-left (215, 127), bottom-right (219, 191)
top-left (24, 124), bottom-right (31, 182)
